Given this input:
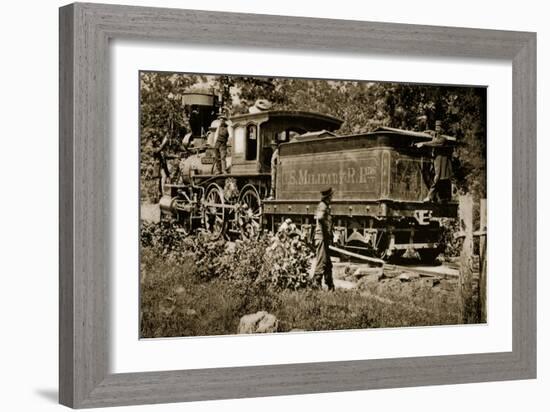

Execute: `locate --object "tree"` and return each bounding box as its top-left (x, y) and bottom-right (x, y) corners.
top-left (373, 83), bottom-right (486, 198)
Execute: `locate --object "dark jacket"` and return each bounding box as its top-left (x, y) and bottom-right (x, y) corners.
top-left (434, 154), bottom-right (453, 181)
top-left (314, 200), bottom-right (332, 243)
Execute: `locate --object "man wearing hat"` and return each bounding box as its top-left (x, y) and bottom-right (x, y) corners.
top-left (415, 121), bottom-right (453, 202)
top-left (268, 140), bottom-right (279, 200)
top-left (151, 132), bottom-right (170, 202)
top-left (213, 114), bottom-right (229, 174)
top-left (313, 187), bottom-right (335, 291)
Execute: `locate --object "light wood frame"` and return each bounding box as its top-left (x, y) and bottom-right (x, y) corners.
top-left (59, 2), bottom-right (536, 408)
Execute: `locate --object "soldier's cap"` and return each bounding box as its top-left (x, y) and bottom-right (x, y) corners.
top-left (321, 187), bottom-right (334, 198)
top-left (218, 114), bottom-right (227, 120)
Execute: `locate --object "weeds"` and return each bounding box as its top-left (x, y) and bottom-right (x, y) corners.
top-left (140, 221), bottom-right (459, 338)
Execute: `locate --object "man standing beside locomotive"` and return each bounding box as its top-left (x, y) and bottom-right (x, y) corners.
top-left (313, 187), bottom-right (335, 291)
top-left (152, 132), bottom-right (170, 202)
top-left (213, 114), bottom-right (229, 174)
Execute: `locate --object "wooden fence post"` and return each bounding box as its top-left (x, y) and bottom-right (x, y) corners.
top-left (458, 194), bottom-right (476, 324)
top-left (478, 199), bottom-right (487, 323)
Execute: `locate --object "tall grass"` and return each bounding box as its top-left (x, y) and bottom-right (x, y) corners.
top-left (140, 247), bottom-right (459, 338)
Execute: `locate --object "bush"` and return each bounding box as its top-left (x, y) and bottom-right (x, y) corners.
top-left (439, 218), bottom-right (461, 258)
top-left (140, 220), bottom-right (315, 291)
top-left (258, 226), bottom-right (314, 290)
top-left (140, 220), bottom-right (193, 259)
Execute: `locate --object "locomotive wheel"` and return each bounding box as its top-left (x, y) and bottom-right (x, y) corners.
top-left (203, 184), bottom-right (226, 239)
top-left (238, 185), bottom-right (262, 240)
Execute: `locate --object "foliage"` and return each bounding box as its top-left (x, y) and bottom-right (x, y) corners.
top-left (439, 218), bottom-right (462, 258)
top-left (140, 220), bottom-right (314, 290)
top-left (139, 72), bottom-right (201, 201)
top-left (372, 83), bottom-right (487, 198)
top-left (257, 220), bottom-right (314, 290)
top-left (140, 220), bottom-right (193, 259)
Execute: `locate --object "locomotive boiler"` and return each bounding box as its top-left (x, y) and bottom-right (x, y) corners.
top-left (158, 91), bottom-right (457, 262)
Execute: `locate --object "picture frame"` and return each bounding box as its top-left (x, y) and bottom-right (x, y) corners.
top-left (59, 2), bottom-right (536, 408)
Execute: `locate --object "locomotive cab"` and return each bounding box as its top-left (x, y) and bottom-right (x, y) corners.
top-left (229, 110), bottom-right (343, 174)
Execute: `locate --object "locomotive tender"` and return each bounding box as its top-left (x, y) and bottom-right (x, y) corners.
top-left (159, 91), bottom-right (457, 261)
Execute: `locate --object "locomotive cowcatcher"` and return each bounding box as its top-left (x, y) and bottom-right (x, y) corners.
top-left (158, 90), bottom-right (458, 262)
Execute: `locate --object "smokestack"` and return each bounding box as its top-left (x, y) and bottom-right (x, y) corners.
top-left (182, 90), bottom-right (217, 138)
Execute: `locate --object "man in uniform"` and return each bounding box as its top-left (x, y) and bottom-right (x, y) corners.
top-left (416, 120), bottom-right (453, 202)
top-left (268, 140), bottom-right (279, 200)
top-left (424, 145), bottom-right (453, 202)
top-left (213, 114), bottom-right (229, 174)
top-left (152, 133), bottom-right (170, 202)
top-left (313, 187), bottom-right (335, 291)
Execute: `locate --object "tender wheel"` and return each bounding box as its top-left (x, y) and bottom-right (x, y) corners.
top-left (203, 184), bottom-right (226, 239)
top-left (238, 185), bottom-right (262, 240)
top-left (386, 249), bottom-right (405, 262)
top-left (418, 249), bottom-right (442, 265)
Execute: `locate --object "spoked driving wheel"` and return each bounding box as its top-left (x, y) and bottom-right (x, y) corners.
top-left (203, 184), bottom-right (226, 239)
top-left (238, 185), bottom-right (263, 240)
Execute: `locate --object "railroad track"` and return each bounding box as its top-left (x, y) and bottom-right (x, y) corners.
top-left (384, 263), bottom-right (459, 279)
top-left (329, 245), bottom-right (459, 279)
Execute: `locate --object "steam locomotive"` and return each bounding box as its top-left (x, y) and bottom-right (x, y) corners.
top-left (158, 90), bottom-right (457, 261)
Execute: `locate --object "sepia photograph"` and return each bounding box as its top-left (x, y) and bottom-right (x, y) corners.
top-left (139, 72), bottom-right (487, 338)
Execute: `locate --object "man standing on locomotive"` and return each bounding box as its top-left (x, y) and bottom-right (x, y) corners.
top-left (416, 120), bottom-right (453, 202)
top-left (268, 140), bottom-right (279, 200)
top-left (313, 187), bottom-right (335, 291)
top-left (213, 114), bottom-right (229, 174)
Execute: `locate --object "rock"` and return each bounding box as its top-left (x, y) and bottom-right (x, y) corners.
top-left (398, 272), bottom-right (420, 282)
top-left (353, 267), bottom-right (384, 281)
top-left (334, 279), bottom-right (356, 290)
top-left (383, 270), bottom-right (399, 278)
top-left (257, 313), bottom-right (279, 333)
top-left (238, 311), bottom-right (278, 334)
top-left (185, 308), bottom-right (197, 316)
top-left (331, 263), bottom-right (352, 280)
top-left (343, 264), bottom-right (359, 280)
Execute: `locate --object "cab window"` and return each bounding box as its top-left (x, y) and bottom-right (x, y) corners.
top-left (246, 124), bottom-right (258, 160)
